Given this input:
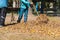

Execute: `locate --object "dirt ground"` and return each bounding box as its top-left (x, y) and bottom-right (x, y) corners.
top-left (0, 9), bottom-right (60, 40)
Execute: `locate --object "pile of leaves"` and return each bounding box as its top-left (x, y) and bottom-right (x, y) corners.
top-left (0, 14), bottom-right (60, 38)
top-left (36, 14), bottom-right (49, 24)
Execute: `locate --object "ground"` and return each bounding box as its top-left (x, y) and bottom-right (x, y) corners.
top-left (0, 9), bottom-right (60, 40)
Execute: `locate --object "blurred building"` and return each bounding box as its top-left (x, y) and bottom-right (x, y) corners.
top-left (8, 0), bottom-right (20, 8)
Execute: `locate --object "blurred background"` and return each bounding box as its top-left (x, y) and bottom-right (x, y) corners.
top-left (7, 0), bottom-right (60, 16)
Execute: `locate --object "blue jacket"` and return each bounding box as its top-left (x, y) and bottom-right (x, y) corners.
top-left (0, 0), bottom-right (8, 8)
top-left (20, 0), bottom-right (30, 9)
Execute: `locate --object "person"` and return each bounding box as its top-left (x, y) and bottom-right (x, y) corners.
top-left (40, 0), bottom-right (46, 14)
top-left (0, 0), bottom-right (8, 27)
top-left (36, 2), bottom-right (39, 11)
top-left (17, 0), bottom-right (30, 23)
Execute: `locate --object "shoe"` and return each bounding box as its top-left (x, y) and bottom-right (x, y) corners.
top-left (17, 20), bottom-right (20, 23)
top-left (0, 25), bottom-right (3, 28)
top-left (1, 23), bottom-right (5, 26)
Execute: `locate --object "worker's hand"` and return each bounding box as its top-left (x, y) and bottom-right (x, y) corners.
top-left (30, 2), bottom-right (33, 7)
top-left (30, 2), bottom-right (33, 4)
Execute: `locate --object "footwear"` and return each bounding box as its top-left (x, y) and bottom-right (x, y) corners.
top-left (0, 25), bottom-right (3, 27)
top-left (17, 20), bottom-right (20, 23)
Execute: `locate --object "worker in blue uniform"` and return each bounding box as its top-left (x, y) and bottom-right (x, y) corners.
top-left (0, 0), bottom-right (8, 27)
top-left (40, 0), bottom-right (45, 14)
top-left (17, 0), bottom-right (30, 23)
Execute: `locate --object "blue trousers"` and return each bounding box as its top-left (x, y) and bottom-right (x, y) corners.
top-left (36, 2), bottom-right (38, 11)
top-left (18, 8), bottom-right (28, 23)
top-left (40, 5), bottom-right (44, 14)
top-left (0, 7), bottom-right (6, 25)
